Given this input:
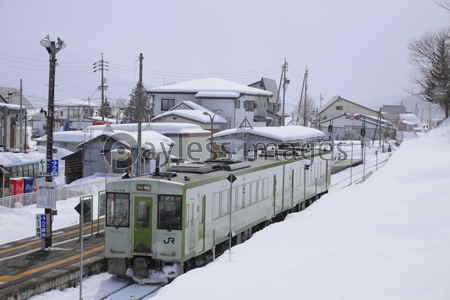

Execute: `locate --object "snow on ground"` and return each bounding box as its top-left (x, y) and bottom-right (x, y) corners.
top-left (5, 121), bottom-right (450, 299)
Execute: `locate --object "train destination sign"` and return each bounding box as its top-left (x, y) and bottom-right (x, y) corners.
top-left (136, 184), bottom-right (151, 191)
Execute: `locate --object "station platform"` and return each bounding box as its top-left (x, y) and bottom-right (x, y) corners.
top-left (331, 159), bottom-right (363, 174)
top-left (0, 221), bottom-right (107, 300)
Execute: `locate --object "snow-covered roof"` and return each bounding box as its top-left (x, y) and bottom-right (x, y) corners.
top-left (0, 102), bottom-right (21, 110)
top-left (148, 78), bottom-right (273, 97)
top-left (55, 99), bottom-right (99, 107)
top-left (195, 91), bottom-right (240, 98)
top-left (77, 130), bottom-right (175, 153)
top-left (85, 116), bottom-right (118, 123)
top-left (399, 113), bottom-right (421, 125)
top-left (36, 130), bottom-right (104, 144)
top-left (87, 122), bottom-right (209, 134)
top-left (0, 87), bottom-right (33, 109)
top-left (0, 151), bottom-right (46, 167)
top-left (153, 109), bottom-right (227, 124)
top-left (213, 126), bottom-right (325, 143)
top-left (318, 95), bottom-right (378, 115)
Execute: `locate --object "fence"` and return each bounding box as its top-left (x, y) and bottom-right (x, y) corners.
top-left (0, 178), bottom-right (120, 209)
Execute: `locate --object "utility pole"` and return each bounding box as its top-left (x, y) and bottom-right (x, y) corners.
top-left (40, 35), bottom-right (66, 249)
top-left (93, 53), bottom-right (108, 122)
top-left (281, 59), bottom-right (289, 126)
top-left (137, 53), bottom-right (144, 176)
top-left (19, 80), bottom-right (23, 153)
top-left (304, 68), bottom-right (308, 126)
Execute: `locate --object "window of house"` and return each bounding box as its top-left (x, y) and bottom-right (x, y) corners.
top-left (245, 101), bottom-right (255, 111)
top-left (235, 100), bottom-right (240, 109)
top-left (336, 106), bottom-right (343, 110)
top-left (161, 99), bottom-right (175, 111)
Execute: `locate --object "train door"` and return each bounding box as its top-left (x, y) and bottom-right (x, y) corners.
top-left (186, 197), bottom-right (196, 251)
top-left (133, 197), bottom-right (152, 253)
top-left (198, 195), bottom-right (205, 252)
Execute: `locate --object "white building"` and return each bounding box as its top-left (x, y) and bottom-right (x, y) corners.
top-left (148, 78), bottom-right (273, 129)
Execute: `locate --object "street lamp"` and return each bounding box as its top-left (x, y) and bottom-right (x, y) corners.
top-left (203, 111), bottom-right (221, 159)
top-left (40, 35), bottom-right (66, 248)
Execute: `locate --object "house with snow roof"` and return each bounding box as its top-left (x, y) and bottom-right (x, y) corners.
top-left (148, 78), bottom-right (273, 129)
top-left (0, 102), bottom-right (27, 152)
top-left (86, 122), bottom-right (212, 162)
top-left (248, 77), bottom-right (282, 125)
top-left (152, 101), bottom-right (228, 132)
top-left (398, 113), bottom-right (421, 132)
top-left (30, 99), bottom-right (102, 139)
top-left (320, 112), bottom-right (392, 141)
top-left (62, 127), bottom-right (175, 183)
top-left (318, 96), bottom-right (379, 121)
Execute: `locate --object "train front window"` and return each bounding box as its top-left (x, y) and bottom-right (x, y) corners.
top-left (158, 195), bottom-right (182, 230)
top-left (106, 193), bottom-right (130, 228)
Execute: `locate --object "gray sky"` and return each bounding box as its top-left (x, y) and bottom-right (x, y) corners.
top-left (1, 0), bottom-right (449, 113)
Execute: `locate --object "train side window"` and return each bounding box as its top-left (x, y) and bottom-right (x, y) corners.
top-left (212, 192), bottom-right (220, 219)
top-left (106, 193), bottom-right (130, 228)
top-left (136, 200), bottom-right (150, 228)
top-left (158, 195), bottom-right (182, 230)
top-left (237, 185), bottom-right (243, 209)
top-left (284, 171), bottom-right (291, 191)
top-left (231, 187), bottom-right (237, 211)
top-left (250, 182), bottom-right (257, 204)
top-left (258, 179), bottom-right (263, 201)
top-left (263, 178), bottom-right (269, 199)
top-left (221, 190), bottom-right (229, 216)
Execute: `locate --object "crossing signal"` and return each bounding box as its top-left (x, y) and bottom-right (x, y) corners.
top-left (328, 125), bottom-right (332, 132)
top-left (361, 128), bottom-right (365, 136)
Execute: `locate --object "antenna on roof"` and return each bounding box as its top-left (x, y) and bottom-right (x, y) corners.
top-left (102, 123), bottom-right (114, 133)
top-left (239, 116), bottom-right (253, 129)
top-left (268, 118), bottom-right (280, 127)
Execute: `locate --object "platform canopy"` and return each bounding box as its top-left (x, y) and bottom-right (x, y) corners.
top-left (211, 126), bottom-right (325, 149)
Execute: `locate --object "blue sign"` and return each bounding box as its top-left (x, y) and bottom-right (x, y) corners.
top-left (40, 215), bottom-right (47, 238)
top-left (50, 160), bottom-right (59, 177)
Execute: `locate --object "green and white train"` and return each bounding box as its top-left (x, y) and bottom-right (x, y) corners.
top-left (105, 148), bottom-right (331, 282)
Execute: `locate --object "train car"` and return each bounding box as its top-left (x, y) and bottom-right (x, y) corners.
top-left (105, 147), bottom-right (331, 282)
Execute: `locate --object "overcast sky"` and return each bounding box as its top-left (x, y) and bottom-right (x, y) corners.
top-left (1, 0), bottom-right (449, 113)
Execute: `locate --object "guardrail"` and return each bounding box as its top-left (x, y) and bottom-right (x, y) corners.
top-left (0, 178), bottom-right (119, 209)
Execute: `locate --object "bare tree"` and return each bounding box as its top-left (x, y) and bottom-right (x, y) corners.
top-left (111, 98), bottom-right (127, 122)
top-left (291, 94), bottom-right (317, 126)
top-left (434, 0), bottom-right (450, 11)
top-left (408, 28), bottom-right (450, 118)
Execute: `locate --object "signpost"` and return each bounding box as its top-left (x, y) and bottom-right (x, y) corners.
top-left (38, 159), bottom-right (47, 177)
top-left (36, 214), bottom-right (50, 250)
top-left (50, 159), bottom-right (59, 177)
top-left (226, 174), bottom-right (237, 260)
top-left (37, 181), bottom-right (56, 209)
top-left (74, 197), bottom-right (92, 300)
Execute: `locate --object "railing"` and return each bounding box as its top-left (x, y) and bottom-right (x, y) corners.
top-left (0, 178), bottom-right (120, 209)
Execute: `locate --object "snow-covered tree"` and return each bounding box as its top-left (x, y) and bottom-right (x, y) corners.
top-left (125, 83), bottom-right (151, 123)
top-left (408, 28), bottom-right (450, 118)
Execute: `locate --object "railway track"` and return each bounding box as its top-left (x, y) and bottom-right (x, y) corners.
top-left (99, 281), bottom-right (162, 300)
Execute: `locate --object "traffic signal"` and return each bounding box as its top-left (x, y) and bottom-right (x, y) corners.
top-left (328, 125), bottom-right (332, 132)
top-left (361, 128), bottom-right (365, 136)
